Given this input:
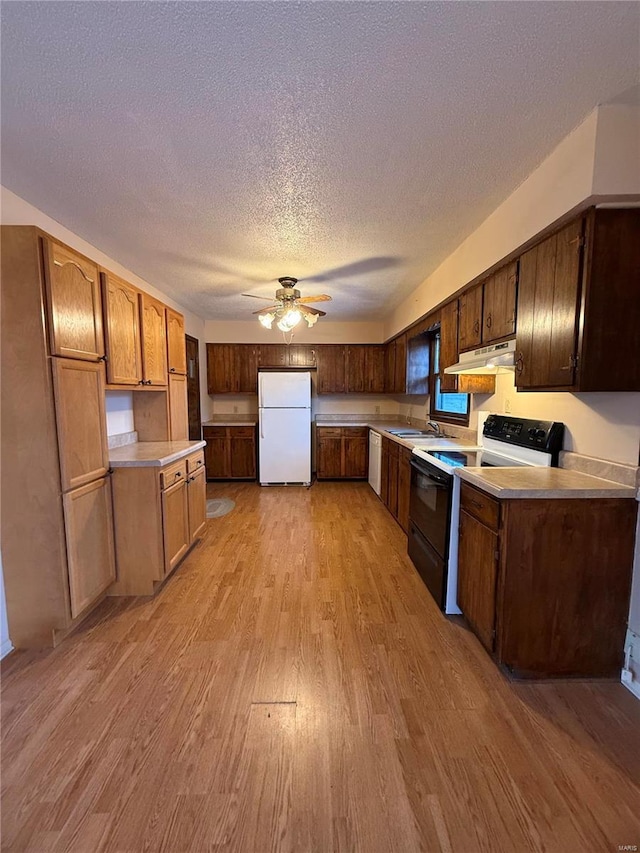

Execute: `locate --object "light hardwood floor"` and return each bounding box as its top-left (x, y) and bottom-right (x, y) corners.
top-left (2, 482), bottom-right (639, 852)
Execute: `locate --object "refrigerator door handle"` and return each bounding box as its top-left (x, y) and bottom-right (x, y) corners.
top-left (260, 414), bottom-right (264, 440)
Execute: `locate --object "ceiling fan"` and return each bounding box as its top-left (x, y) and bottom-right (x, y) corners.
top-left (242, 276), bottom-right (332, 331)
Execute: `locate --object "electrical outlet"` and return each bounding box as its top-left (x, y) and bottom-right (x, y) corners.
top-left (375, 405), bottom-right (380, 415)
top-left (504, 397), bottom-right (512, 414)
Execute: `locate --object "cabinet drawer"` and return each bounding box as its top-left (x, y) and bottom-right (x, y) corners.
top-left (160, 459), bottom-right (187, 490)
top-left (342, 427), bottom-right (369, 438)
top-left (203, 426), bottom-right (227, 438)
top-left (229, 426), bottom-right (255, 438)
top-left (317, 427), bottom-right (342, 437)
top-left (460, 483), bottom-right (499, 530)
top-left (186, 451), bottom-right (205, 474)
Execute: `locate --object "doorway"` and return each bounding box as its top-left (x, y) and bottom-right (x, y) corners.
top-left (185, 335), bottom-right (202, 440)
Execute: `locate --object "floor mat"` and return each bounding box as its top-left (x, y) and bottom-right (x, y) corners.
top-left (206, 498), bottom-right (236, 518)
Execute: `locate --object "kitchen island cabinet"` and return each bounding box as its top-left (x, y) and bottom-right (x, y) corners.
top-left (456, 480), bottom-right (637, 677)
top-left (108, 444), bottom-right (206, 596)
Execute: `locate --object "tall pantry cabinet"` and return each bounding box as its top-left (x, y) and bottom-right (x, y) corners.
top-left (1, 226), bottom-right (116, 646)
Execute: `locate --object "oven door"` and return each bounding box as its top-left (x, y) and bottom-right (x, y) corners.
top-left (409, 457), bottom-right (453, 559)
top-left (408, 522), bottom-right (447, 611)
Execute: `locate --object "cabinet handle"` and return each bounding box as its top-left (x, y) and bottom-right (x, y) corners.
top-left (474, 319), bottom-right (480, 335)
top-left (98, 354), bottom-right (108, 362)
top-left (174, 472), bottom-right (182, 480)
top-left (170, 367), bottom-right (176, 373)
top-left (515, 352), bottom-right (524, 374)
top-left (485, 313), bottom-right (492, 329)
top-left (468, 498), bottom-right (483, 509)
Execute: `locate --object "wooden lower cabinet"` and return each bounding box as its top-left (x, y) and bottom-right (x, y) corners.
top-left (396, 447), bottom-right (412, 534)
top-left (457, 482), bottom-right (638, 677)
top-left (203, 425), bottom-right (256, 480)
top-left (381, 436), bottom-right (409, 525)
top-left (316, 427), bottom-right (368, 479)
top-left (109, 449), bottom-right (206, 596)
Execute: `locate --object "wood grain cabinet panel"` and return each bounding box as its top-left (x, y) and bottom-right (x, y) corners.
top-left (346, 346), bottom-right (366, 393)
top-left (458, 283), bottom-right (483, 352)
top-left (365, 345), bottom-right (386, 393)
top-left (230, 432), bottom-right (257, 479)
top-left (187, 466), bottom-right (207, 542)
top-left (63, 477), bottom-right (116, 619)
top-left (397, 447), bottom-right (412, 534)
top-left (101, 272), bottom-right (142, 385)
top-left (168, 373), bottom-right (189, 441)
top-left (204, 425), bottom-right (256, 479)
top-left (317, 345), bottom-right (346, 394)
top-left (51, 358), bottom-right (109, 491)
top-left (438, 300), bottom-right (459, 393)
top-left (207, 344), bottom-right (258, 393)
top-left (42, 238), bottom-right (104, 361)
top-left (162, 478), bottom-right (190, 574)
top-left (236, 345), bottom-right (259, 393)
top-left (140, 293), bottom-right (168, 385)
top-left (288, 345), bottom-right (316, 367)
top-left (343, 433), bottom-right (368, 478)
top-left (483, 261), bottom-right (517, 343)
top-left (457, 508), bottom-right (498, 652)
top-left (166, 308), bottom-right (187, 375)
top-left (259, 345), bottom-right (289, 367)
top-left (317, 435), bottom-right (343, 478)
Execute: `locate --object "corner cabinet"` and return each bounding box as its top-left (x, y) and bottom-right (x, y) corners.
top-left (109, 449), bottom-right (206, 596)
top-left (516, 208), bottom-right (640, 391)
top-left (457, 482), bottom-right (638, 677)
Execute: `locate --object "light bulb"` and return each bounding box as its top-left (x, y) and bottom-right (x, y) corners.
top-left (259, 312), bottom-right (274, 329)
top-left (277, 308), bottom-right (301, 331)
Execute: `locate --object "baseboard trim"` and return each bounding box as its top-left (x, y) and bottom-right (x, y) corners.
top-left (1, 638), bottom-right (14, 660)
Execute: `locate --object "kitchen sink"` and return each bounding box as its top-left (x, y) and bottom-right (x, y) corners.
top-left (387, 428), bottom-right (455, 439)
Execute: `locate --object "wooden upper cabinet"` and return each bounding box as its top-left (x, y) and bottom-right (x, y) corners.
top-left (140, 293), bottom-right (168, 385)
top-left (365, 345), bottom-right (386, 393)
top-left (166, 309), bottom-right (187, 375)
top-left (317, 345), bottom-right (346, 394)
top-left (236, 345), bottom-right (259, 393)
top-left (346, 346), bottom-right (366, 393)
top-left (207, 344), bottom-right (235, 393)
top-left (42, 238), bottom-right (104, 361)
top-left (288, 345), bottom-right (316, 367)
top-left (483, 261), bottom-right (517, 343)
top-left (438, 300), bottom-right (459, 393)
top-left (516, 219), bottom-right (583, 389)
top-left (168, 373), bottom-right (188, 440)
top-left (458, 283), bottom-right (483, 352)
top-left (259, 345), bottom-right (289, 367)
top-left (384, 340), bottom-right (396, 392)
top-left (51, 358), bottom-right (109, 492)
top-left (101, 272), bottom-right (142, 385)
top-left (393, 334), bottom-right (407, 393)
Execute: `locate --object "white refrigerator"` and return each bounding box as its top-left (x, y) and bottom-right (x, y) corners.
top-left (258, 371), bottom-right (311, 485)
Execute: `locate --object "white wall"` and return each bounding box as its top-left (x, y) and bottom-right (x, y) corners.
top-left (105, 391), bottom-right (136, 436)
top-left (0, 552), bottom-right (13, 659)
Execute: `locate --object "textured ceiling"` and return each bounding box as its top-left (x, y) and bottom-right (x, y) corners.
top-left (1, 2), bottom-right (639, 321)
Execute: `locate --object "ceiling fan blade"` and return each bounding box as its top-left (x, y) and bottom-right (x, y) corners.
top-left (242, 293), bottom-right (278, 300)
top-left (252, 305), bottom-right (280, 315)
top-left (298, 304), bottom-right (326, 317)
top-left (297, 295), bottom-right (332, 304)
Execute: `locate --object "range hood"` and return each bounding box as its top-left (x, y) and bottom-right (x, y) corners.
top-left (444, 339), bottom-right (516, 375)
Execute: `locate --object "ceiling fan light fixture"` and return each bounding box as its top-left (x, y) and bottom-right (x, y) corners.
top-left (276, 307), bottom-right (301, 332)
top-left (303, 312), bottom-right (318, 327)
top-left (259, 312), bottom-right (275, 329)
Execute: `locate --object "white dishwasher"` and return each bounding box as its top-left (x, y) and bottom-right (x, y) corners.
top-left (368, 430), bottom-right (382, 495)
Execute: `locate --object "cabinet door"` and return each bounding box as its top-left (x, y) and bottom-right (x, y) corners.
top-left (397, 447), bottom-right (412, 534)
top-left (343, 433), bottom-right (368, 478)
top-left (317, 435), bottom-right (343, 478)
top-left (457, 509), bottom-right (498, 652)
top-left (161, 478), bottom-right (190, 574)
top-left (63, 477), bottom-right (116, 618)
top-left (458, 283), bottom-right (483, 351)
top-left (101, 272), bottom-right (142, 385)
top-left (387, 444), bottom-right (399, 518)
top-left (187, 466), bottom-right (206, 542)
top-left (365, 346), bottom-right (386, 393)
top-left (236, 344), bottom-right (259, 393)
top-left (52, 358), bottom-right (109, 491)
top-left (168, 373), bottom-right (188, 441)
top-left (166, 309), bottom-right (187, 375)
top-left (438, 300), bottom-right (459, 393)
top-left (483, 262), bottom-right (517, 343)
top-left (140, 293), bottom-right (168, 385)
top-left (516, 219), bottom-right (582, 389)
top-left (406, 334), bottom-right (429, 396)
top-left (393, 334), bottom-right (407, 393)
top-left (203, 428), bottom-right (229, 478)
top-left (384, 341), bottom-right (396, 392)
top-left (259, 345), bottom-right (289, 367)
top-left (42, 239), bottom-right (104, 361)
top-left (380, 438), bottom-right (390, 504)
top-left (288, 345), bottom-right (316, 367)
top-left (230, 430), bottom-right (256, 478)
top-left (346, 346), bottom-right (366, 393)
top-left (207, 344), bottom-right (235, 393)
top-left (317, 345), bottom-right (346, 394)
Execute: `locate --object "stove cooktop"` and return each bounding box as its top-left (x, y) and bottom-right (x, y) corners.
top-left (426, 449), bottom-right (533, 469)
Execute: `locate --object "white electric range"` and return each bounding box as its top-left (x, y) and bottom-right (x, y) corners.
top-left (408, 414), bottom-right (565, 614)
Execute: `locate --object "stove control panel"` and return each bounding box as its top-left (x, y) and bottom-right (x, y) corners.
top-left (483, 415), bottom-right (564, 460)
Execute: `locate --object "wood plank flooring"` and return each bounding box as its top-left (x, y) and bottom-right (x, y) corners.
top-left (2, 481), bottom-right (640, 852)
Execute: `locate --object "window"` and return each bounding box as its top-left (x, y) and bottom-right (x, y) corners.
top-left (429, 331), bottom-right (469, 424)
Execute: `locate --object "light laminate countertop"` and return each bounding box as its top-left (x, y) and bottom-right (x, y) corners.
top-left (455, 466), bottom-right (637, 499)
top-left (109, 440), bottom-right (206, 468)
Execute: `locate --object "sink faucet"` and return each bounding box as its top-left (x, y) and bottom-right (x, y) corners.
top-left (426, 421), bottom-right (442, 435)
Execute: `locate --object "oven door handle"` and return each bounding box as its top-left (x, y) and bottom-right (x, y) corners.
top-left (410, 459), bottom-right (451, 485)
